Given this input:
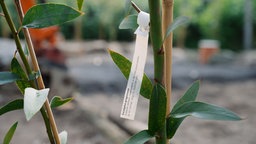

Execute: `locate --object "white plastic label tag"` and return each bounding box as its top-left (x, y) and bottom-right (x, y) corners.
top-left (24, 88), bottom-right (49, 121)
top-left (120, 11), bottom-right (150, 120)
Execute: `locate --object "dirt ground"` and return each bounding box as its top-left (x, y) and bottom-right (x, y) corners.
top-left (0, 40), bottom-right (256, 144)
top-left (0, 80), bottom-right (255, 144)
top-left (77, 80), bottom-right (256, 144)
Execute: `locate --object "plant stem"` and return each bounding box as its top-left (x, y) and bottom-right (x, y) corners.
top-left (148, 0), bottom-right (164, 84)
top-left (14, 1), bottom-right (61, 143)
top-left (40, 108), bottom-right (56, 144)
top-left (148, 0), bottom-right (166, 144)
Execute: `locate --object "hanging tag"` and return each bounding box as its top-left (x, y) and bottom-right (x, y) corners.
top-left (120, 11), bottom-right (150, 120)
top-left (24, 88), bottom-right (50, 121)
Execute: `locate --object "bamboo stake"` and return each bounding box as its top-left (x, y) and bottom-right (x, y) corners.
top-left (162, 0), bottom-right (174, 143)
top-left (15, 1), bottom-right (60, 143)
top-left (162, 0), bottom-right (174, 119)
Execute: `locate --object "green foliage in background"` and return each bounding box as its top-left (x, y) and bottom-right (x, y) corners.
top-left (81, 0), bottom-right (123, 40)
top-left (0, 0), bottom-right (255, 50)
top-left (177, 0), bottom-right (256, 50)
top-left (197, 0), bottom-right (245, 51)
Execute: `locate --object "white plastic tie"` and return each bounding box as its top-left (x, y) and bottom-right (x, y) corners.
top-left (135, 11), bottom-right (150, 36)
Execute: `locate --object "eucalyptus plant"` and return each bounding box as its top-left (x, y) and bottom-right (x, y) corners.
top-left (109, 1), bottom-right (242, 144)
top-left (0, 0), bottom-right (84, 143)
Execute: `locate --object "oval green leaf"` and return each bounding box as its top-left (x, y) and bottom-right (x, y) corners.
top-left (124, 130), bottom-right (153, 144)
top-left (167, 81), bottom-right (199, 139)
top-left (148, 84), bottom-right (166, 135)
top-left (119, 14), bottom-right (138, 30)
top-left (171, 101), bottom-right (242, 121)
top-left (163, 16), bottom-right (189, 41)
top-left (166, 101), bottom-right (241, 139)
top-left (22, 3), bottom-right (83, 28)
top-left (28, 71), bottom-right (41, 81)
top-left (50, 96), bottom-right (73, 108)
top-left (172, 81), bottom-right (200, 112)
top-left (166, 117), bottom-right (184, 139)
top-left (0, 72), bottom-right (20, 85)
top-left (0, 99), bottom-right (23, 116)
top-left (24, 45), bottom-right (29, 56)
top-left (11, 58), bottom-right (31, 94)
top-left (3, 122), bottom-right (18, 144)
top-left (124, 0), bottom-right (132, 14)
top-left (108, 49), bottom-right (152, 99)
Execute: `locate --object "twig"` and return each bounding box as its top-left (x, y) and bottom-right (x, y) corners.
top-left (131, 1), bottom-right (141, 13)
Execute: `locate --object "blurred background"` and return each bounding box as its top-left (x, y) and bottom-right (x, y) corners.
top-left (0, 0), bottom-right (255, 144)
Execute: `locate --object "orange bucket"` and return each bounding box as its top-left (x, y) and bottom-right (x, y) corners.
top-left (198, 40), bottom-right (220, 64)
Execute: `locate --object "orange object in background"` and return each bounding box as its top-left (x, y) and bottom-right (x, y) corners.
top-left (20, 0), bottom-right (65, 64)
top-left (199, 40), bottom-right (220, 64)
top-left (21, 0), bottom-right (59, 51)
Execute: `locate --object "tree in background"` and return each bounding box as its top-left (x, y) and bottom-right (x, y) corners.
top-left (1, 0), bottom-right (254, 50)
top-left (197, 0), bottom-right (255, 51)
top-left (173, 0), bottom-right (202, 48)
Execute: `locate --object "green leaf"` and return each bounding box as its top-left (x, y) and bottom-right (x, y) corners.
top-left (77, 0), bottom-right (84, 10)
top-left (0, 72), bottom-right (20, 85)
top-left (0, 99), bottom-right (23, 116)
top-left (166, 117), bottom-right (184, 139)
top-left (11, 58), bottom-right (27, 79)
top-left (163, 16), bottom-right (189, 43)
top-left (24, 45), bottom-right (29, 57)
top-left (24, 88), bottom-right (49, 121)
top-left (22, 3), bottom-right (83, 28)
top-left (28, 71), bottom-right (41, 81)
top-left (148, 84), bottom-right (166, 135)
top-left (172, 81), bottom-right (200, 112)
top-left (124, 130), bottom-right (153, 144)
top-left (166, 81), bottom-right (199, 139)
top-left (166, 101), bottom-right (241, 139)
top-left (124, 0), bottom-right (132, 14)
top-left (167, 81), bottom-right (241, 138)
top-left (119, 14), bottom-right (138, 30)
top-left (3, 122), bottom-right (18, 144)
top-left (50, 96), bottom-right (73, 108)
top-left (108, 49), bottom-right (153, 99)
top-left (11, 58), bottom-right (31, 94)
top-left (171, 101), bottom-right (242, 121)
